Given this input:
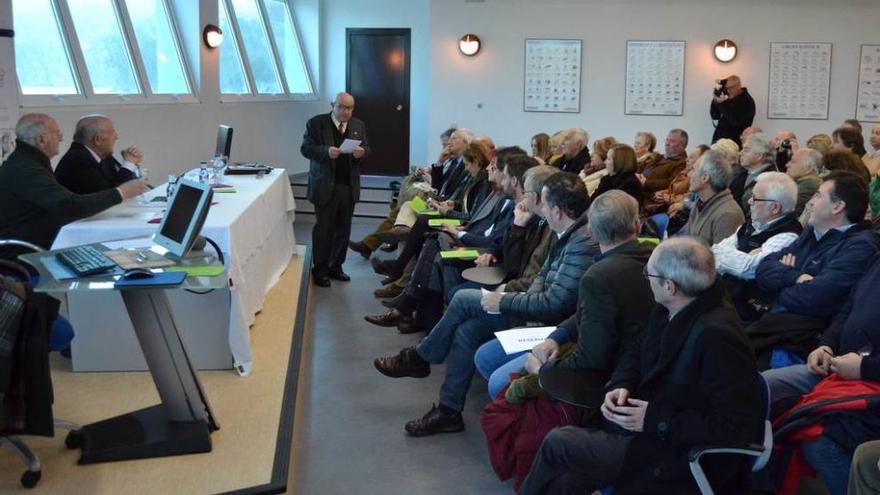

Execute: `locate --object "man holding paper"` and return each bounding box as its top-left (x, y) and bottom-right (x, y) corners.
top-left (301, 92), bottom-right (369, 287)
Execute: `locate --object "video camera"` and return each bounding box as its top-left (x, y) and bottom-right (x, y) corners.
top-left (714, 79), bottom-right (729, 97)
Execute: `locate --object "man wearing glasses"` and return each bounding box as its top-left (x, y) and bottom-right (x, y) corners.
top-left (710, 74), bottom-right (755, 147)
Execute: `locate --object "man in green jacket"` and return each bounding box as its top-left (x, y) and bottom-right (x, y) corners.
top-left (0, 113), bottom-right (148, 258)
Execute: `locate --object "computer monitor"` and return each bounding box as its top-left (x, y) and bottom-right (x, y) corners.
top-left (215, 125), bottom-right (233, 161)
top-left (153, 178), bottom-right (214, 258)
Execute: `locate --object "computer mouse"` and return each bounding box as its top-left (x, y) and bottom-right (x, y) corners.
top-left (122, 268), bottom-right (155, 280)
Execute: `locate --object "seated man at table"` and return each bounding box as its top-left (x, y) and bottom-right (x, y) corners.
top-left (372, 172), bottom-right (595, 436)
top-left (54, 114), bottom-right (144, 195)
top-left (0, 114), bottom-right (149, 258)
top-left (519, 237), bottom-right (762, 495)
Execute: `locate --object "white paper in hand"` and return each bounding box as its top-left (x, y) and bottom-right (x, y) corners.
top-left (494, 326), bottom-right (557, 355)
top-left (339, 139), bottom-right (361, 154)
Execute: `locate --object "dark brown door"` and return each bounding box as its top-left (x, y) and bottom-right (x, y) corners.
top-left (346, 28), bottom-right (410, 176)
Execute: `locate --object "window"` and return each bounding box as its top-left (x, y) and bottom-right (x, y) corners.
top-left (12, 0), bottom-right (194, 104)
top-left (220, 0), bottom-right (315, 99)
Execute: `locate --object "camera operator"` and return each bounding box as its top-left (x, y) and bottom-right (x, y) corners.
top-left (710, 75), bottom-right (756, 147)
top-left (773, 130), bottom-right (798, 173)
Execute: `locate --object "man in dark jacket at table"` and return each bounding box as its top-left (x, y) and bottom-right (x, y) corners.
top-left (0, 114), bottom-right (148, 259)
top-left (519, 237), bottom-right (762, 495)
top-left (301, 92), bottom-right (370, 287)
top-left (54, 114), bottom-right (144, 194)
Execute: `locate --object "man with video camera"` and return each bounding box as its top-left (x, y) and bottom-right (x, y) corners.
top-left (710, 75), bottom-right (756, 147)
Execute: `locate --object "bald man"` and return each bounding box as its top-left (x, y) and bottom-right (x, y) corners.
top-left (301, 92), bottom-right (370, 287)
top-left (710, 75), bottom-right (756, 147)
top-left (55, 114), bottom-right (144, 194)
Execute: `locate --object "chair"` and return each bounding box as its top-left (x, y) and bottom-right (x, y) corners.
top-left (687, 373), bottom-right (773, 495)
top-left (0, 239), bottom-right (80, 488)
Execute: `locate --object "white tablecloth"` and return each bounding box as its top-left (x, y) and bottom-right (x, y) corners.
top-left (53, 169), bottom-right (297, 375)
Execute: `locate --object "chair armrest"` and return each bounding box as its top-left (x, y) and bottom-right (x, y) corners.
top-left (688, 444), bottom-right (765, 462)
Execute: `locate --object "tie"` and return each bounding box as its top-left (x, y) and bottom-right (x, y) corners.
top-left (337, 122), bottom-right (345, 135)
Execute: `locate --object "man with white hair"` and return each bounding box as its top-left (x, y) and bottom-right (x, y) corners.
top-left (786, 148), bottom-right (823, 216)
top-left (731, 132), bottom-right (778, 215)
top-left (555, 128), bottom-right (590, 174)
top-left (0, 113), bottom-right (149, 257)
top-left (54, 114), bottom-right (144, 195)
top-left (712, 172), bottom-right (803, 321)
top-left (682, 149), bottom-right (745, 246)
top-left (519, 237), bottom-right (761, 494)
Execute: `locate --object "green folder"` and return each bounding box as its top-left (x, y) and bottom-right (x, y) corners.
top-left (428, 218), bottom-right (461, 227)
top-left (440, 249), bottom-right (480, 260)
top-left (410, 195), bottom-right (429, 212)
top-left (421, 210), bottom-right (440, 216)
top-left (165, 265), bottom-right (226, 276)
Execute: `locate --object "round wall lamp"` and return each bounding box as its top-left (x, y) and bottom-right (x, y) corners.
top-left (714, 39), bottom-right (737, 63)
top-left (459, 34), bottom-right (481, 56)
top-left (203, 24), bottom-right (224, 49)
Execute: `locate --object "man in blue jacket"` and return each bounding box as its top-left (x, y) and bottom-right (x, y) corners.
top-left (748, 171), bottom-right (880, 368)
top-left (372, 172), bottom-right (597, 436)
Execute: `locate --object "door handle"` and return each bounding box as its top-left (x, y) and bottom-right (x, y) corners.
top-left (396, 104), bottom-right (403, 111)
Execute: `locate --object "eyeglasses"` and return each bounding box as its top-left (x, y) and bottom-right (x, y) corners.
top-left (642, 265), bottom-right (665, 281)
top-left (748, 197), bottom-right (777, 204)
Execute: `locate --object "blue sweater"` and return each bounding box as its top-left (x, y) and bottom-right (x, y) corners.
top-left (756, 223), bottom-right (880, 318)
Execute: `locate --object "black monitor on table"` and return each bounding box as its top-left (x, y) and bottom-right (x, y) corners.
top-left (215, 125), bottom-right (233, 161)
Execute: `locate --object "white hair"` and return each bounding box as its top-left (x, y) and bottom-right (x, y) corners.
top-left (73, 114), bottom-right (111, 145)
top-left (755, 171), bottom-right (798, 214)
top-left (454, 128), bottom-right (475, 145)
top-left (798, 149), bottom-right (823, 175)
top-left (588, 190), bottom-right (639, 245)
top-left (746, 133), bottom-right (775, 160)
top-left (697, 149), bottom-right (734, 191)
top-left (15, 113), bottom-right (54, 146)
top-left (653, 237), bottom-right (716, 297)
top-left (566, 128), bottom-right (588, 148)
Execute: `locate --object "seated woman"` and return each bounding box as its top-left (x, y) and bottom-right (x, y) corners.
top-left (530, 132), bottom-right (552, 165)
top-left (579, 136), bottom-right (616, 196)
top-left (591, 144), bottom-right (643, 206)
top-left (545, 130), bottom-right (567, 167)
top-left (807, 133), bottom-right (833, 157)
top-left (633, 131), bottom-right (661, 173)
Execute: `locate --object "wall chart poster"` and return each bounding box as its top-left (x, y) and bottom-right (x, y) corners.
top-left (856, 44), bottom-right (880, 122)
top-left (625, 40), bottom-right (685, 116)
top-left (767, 42), bottom-right (832, 120)
top-left (0, 26), bottom-right (18, 162)
top-left (523, 39), bottom-right (582, 113)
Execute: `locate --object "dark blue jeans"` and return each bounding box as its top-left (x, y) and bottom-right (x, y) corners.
top-left (416, 288), bottom-right (510, 411)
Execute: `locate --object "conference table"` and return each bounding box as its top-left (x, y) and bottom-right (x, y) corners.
top-left (52, 168), bottom-right (297, 376)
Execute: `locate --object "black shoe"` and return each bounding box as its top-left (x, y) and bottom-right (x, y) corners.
top-left (374, 347), bottom-right (430, 378)
top-left (377, 226), bottom-right (410, 245)
top-left (328, 268), bottom-right (351, 282)
top-left (374, 284), bottom-right (403, 298)
top-left (397, 320), bottom-right (424, 335)
top-left (379, 242), bottom-right (398, 253)
top-left (370, 256), bottom-right (392, 276)
top-left (348, 241), bottom-right (372, 259)
top-left (312, 270), bottom-right (331, 287)
top-left (404, 404), bottom-right (465, 437)
top-left (364, 308), bottom-right (412, 327)
top-left (381, 292), bottom-right (408, 309)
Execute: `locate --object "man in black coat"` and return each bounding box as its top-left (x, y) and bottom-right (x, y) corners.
top-left (520, 237), bottom-right (763, 495)
top-left (300, 92), bottom-right (370, 287)
top-left (0, 114), bottom-right (148, 259)
top-left (710, 75), bottom-right (756, 147)
top-left (54, 115), bottom-right (143, 194)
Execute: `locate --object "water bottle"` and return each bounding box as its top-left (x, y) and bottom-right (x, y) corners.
top-left (198, 161), bottom-right (210, 184)
top-left (211, 155), bottom-right (226, 185)
top-left (166, 174), bottom-right (178, 200)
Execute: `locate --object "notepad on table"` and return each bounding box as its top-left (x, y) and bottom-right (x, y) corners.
top-left (428, 218), bottom-right (461, 227)
top-left (165, 265), bottom-right (226, 277)
top-left (440, 249), bottom-right (479, 260)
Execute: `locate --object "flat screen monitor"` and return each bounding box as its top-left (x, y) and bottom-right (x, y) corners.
top-left (215, 125), bottom-right (233, 161)
top-left (153, 178), bottom-right (213, 258)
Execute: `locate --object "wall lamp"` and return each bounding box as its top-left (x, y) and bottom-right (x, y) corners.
top-left (714, 39), bottom-right (737, 63)
top-left (459, 34), bottom-right (481, 57)
top-left (203, 24), bottom-right (224, 49)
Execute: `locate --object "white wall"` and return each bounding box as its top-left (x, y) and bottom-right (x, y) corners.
top-left (427, 0), bottom-right (880, 160)
top-left (321, 0), bottom-right (431, 166)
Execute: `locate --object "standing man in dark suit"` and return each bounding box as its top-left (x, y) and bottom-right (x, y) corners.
top-left (55, 115), bottom-right (143, 194)
top-left (301, 92), bottom-right (369, 287)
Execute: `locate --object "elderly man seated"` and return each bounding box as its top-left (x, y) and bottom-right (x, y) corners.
top-left (637, 129), bottom-right (688, 193)
top-left (554, 128), bottom-right (591, 174)
top-left (681, 148), bottom-right (745, 246)
top-left (372, 172), bottom-right (595, 436)
top-left (518, 237), bottom-right (762, 494)
top-left (748, 171), bottom-right (880, 369)
top-left (54, 114), bottom-right (144, 195)
top-left (772, 129), bottom-right (797, 173)
top-left (712, 171), bottom-right (802, 322)
top-left (786, 148), bottom-right (823, 217)
top-left (731, 133), bottom-right (778, 216)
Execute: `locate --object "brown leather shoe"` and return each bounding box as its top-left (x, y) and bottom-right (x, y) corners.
top-left (404, 404), bottom-right (464, 437)
top-left (374, 284), bottom-right (403, 298)
top-left (364, 308), bottom-right (412, 327)
top-left (374, 347), bottom-right (430, 378)
top-left (348, 241), bottom-right (372, 259)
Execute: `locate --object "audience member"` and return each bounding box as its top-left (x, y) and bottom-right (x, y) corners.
top-left (530, 132), bottom-right (552, 164)
top-left (638, 129), bottom-right (688, 193)
top-left (842, 118), bottom-right (863, 133)
top-left (591, 143), bottom-right (642, 205)
top-left (555, 128), bottom-right (590, 174)
top-left (832, 126), bottom-right (867, 157)
top-left (864, 123), bottom-right (880, 176)
top-left (749, 171), bottom-right (880, 368)
top-left (633, 131), bottom-right (660, 173)
top-left (823, 148), bottom-right (870, 183)
top-left (580, 136), bottom-right (616, 195)
top-left (0, 114), bottom-right (148, 258)
top-left (772, 129), bottom-right (797, 173)
top-left (710, 74), bottom-right (756, 146)
top-left (807, 133), bottom-right (833, 157)
top-left (518, 237), bottom-right (761, 494)
top-left (731, 132), bottom-right (778, 215)
top-left (54, 114), bottom-right (143, 195)
top-left (372, 172), bottom-right (595, 436)
top-left (546, 130), bottom-right (567, 166)
top-left (786, 149), bottom-right (823, 216)
top-left (740, 125), bottom-right (763, 145)
top-left (643, 144), bottom-right (709, 215)
top-left (849, 441), bottom-right (880, 494)
top-left (682, 148), bottom-right (744, 246)
top-left (712, 172), bottom-right (802, 322)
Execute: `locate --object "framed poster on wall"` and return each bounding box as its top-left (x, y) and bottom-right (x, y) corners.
top-left (523, 39), bottom-right (582, 113)
top-left (767, 42), bottom-right (832, 120)
top-left (856, 44), bottom-right (880, 122)
top-left (624, 40), bottom-right (686, 116)
top-left (0, 27), bottom-right (18, 163)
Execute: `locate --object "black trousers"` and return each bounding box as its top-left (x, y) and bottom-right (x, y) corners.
top-left (312, 184), bottom-right (354, 274)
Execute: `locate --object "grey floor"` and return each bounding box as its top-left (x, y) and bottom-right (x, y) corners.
top-left (290, 217), bottom-right (515, 495)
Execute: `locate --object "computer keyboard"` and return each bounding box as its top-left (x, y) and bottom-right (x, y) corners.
top-left (55, 245), bottom-right (118, 276)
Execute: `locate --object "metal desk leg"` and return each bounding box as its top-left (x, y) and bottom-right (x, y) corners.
top-left (72, 289), bottom-right (219, 464)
